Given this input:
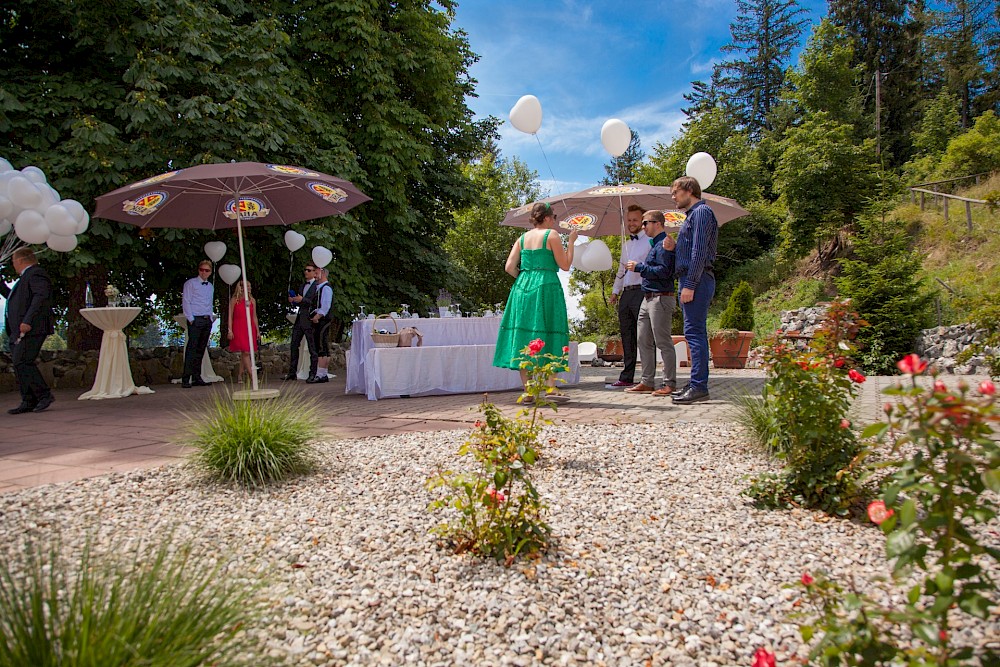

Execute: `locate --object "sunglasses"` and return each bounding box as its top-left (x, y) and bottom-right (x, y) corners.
top-left (198, 268), bottom-right (211, 272)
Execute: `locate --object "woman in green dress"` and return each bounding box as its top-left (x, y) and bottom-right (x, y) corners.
top-left (493, 202), bottom-right (578, 400)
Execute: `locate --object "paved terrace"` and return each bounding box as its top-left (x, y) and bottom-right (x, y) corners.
top-left (0, 366), bottom-right (985, 494)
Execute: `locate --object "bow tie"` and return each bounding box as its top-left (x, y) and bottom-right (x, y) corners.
top-left (629, 234), bottom-right (639, 240)
top-left (202, 281), bottom-right (209, 285)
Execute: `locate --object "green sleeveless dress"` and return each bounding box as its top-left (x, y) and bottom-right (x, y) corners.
top-left (493, 230), bottom-right (570, 370)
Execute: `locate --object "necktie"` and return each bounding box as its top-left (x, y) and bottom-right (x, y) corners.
top-left (202, 281), bottom-right (209, 285)
top-left (649, 239), bottom-right (655, 247)
top-left (629, 234), bottom-right (638, 240)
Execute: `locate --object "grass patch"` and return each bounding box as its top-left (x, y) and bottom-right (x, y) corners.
top-left (0, 534), bottom-right (261, 667)
top-left (182, 388), bottom-right (322, 489)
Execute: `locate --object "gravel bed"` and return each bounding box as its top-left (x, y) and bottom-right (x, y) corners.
top-left (2, 422), bottom-right (997, 666)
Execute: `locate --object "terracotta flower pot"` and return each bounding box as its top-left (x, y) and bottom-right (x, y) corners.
top-left (709, 331), bottom-right (755, 369)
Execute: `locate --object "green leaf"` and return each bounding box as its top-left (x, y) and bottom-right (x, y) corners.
top-left (899, 498), bottom-right (917, 527)
top-left (861, 422), bottom-right (888, 439)
top-left (957, 593), bottom-right (991, 619)
top-left (912, 622), bottom-right (940, 645)
top-left (886, 529), bottom-right (915, 558)
top-left (983, 468), bottom-right (1000, 494)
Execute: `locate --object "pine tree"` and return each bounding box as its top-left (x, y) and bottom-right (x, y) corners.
top-left (714, 0), bottom-right (809, 140)
top-left (600, 130), bottom-right (644, 186)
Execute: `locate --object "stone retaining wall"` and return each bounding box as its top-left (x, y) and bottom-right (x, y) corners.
top-left (0, 344), bottom-right (347, 393)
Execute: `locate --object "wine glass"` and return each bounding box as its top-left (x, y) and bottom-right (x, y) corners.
top-left (358, 303), bottom-right (367, 321)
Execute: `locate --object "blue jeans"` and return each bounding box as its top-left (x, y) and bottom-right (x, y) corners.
top-left (680, 273), bottom-right (715, 391)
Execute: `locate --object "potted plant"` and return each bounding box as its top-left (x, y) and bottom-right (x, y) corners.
top-left (436, 289), bottom-right (452, 317)
top-left (710, 280), bottom-right (755, 368)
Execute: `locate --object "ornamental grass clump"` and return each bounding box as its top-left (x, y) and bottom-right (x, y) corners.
top-left (741, 300), bottom-right (869, 515)
top-left (0, 534), bottom-right (261, 667)
top-left (789, 358), bottom-right (999, 666)
top-left (427, 339), bottom-right (567, 565)
top-left (182, 388), bottom-right (321, 489)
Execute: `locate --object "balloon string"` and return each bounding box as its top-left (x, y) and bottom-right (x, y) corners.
top-left (288, 252), bottom-right (293, 292)
top-left (533, 135), bottom-right (570, 217)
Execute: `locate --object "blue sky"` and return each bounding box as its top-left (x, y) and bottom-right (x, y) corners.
top-left (453, 0), bottom-right (830, 196)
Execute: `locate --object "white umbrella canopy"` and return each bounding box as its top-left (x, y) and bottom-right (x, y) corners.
top-left (501, 184), bottom-right (749, 236)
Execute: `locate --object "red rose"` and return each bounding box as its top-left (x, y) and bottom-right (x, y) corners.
top-left (840, 419), bottom-right (851, 429)
top-left (562, 345), bottom-right (569, 354)
top-left (849, 369), bottom-right (866, 383)
top-left (980, 380), bottom-right (996, 396)
top-left (897, 353), bottom-right (928, 376)
top-left (934, 379), bottom-right (948, 393)
top-left (752, 647), bottom-right (776, 667)
top-left (833, 358), bottom-right (845, 368)
top-left (801, 572), bottom-right (814, 586)
top-left (528, 338), bottom-right (545, 356)
top-left (867, 500), bottom-right (894, 525)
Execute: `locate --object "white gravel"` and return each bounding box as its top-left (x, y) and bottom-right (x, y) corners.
top-left (2, 422), bottom-right (997, 666)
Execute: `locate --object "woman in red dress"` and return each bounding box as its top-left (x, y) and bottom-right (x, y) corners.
top-left (227, 280), bottom-right (259, 384)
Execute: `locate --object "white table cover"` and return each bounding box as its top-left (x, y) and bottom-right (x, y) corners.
top-left (171, 315), bottom-right (224, 383)
top-left (364, 342), bottom-right (580, 400)
top-left (347, 316), bottom-right (504, 395)
top-left (79, 308), bottom-right (155, 400)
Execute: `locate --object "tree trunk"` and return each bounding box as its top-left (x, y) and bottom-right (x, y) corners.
top-left (66, 268), bottom-right (106, 351)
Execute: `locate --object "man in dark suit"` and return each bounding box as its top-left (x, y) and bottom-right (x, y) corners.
top-left (284, 262), bottom-right (319, 381)
top-left (2, 247), bottom-right (55, 414)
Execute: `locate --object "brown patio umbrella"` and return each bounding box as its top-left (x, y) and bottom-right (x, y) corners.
top-left (500, 183), bottom-right (749, 236)
top-left (94, 161), bottom-right (371, 396)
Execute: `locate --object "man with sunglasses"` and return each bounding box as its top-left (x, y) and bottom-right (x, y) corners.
top-left (624, 210), bottom-right (677, 397)
top-left (284, 262), bottom-right (319, 381)
top-left (181, 260), bottom-right (215, 388)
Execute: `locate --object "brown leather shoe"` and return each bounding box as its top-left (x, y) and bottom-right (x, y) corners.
top-left (651, 386), bottom-right (676, 396)
top-left (625, 383), bottom-right (655, 393)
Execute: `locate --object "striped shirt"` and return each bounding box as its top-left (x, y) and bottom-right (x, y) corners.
top-left (674, 200), bottom-right (718, 291)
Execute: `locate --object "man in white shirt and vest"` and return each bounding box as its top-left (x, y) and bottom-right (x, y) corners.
top-left (180, 259), bottom-right (215, 388)
top-left (608, 204), bottom-right (648, 387)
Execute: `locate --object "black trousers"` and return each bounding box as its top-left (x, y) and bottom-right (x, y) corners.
top-left (313, 318), bottom-right (332, 358)
top-left (617, 288), bottom-right (643, 383)
top-left (289, 318), bottom-right (317, 376)
top-left (11, 334), bottom-right (49, 406)
top-left (183, 316), bottom-right (212, 381)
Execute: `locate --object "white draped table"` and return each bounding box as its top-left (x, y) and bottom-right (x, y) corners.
top-left (79, 307), bottom-right (155, 400)
top-left (363, 342), bottom-right (580, 400)
top-left (346, 316), bottom-right (504, 396)
top-left (171, 315), bottom-right (224, 383)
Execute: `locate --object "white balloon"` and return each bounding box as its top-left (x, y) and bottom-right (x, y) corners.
top-left (14, 209), bottom-right (50, 245)
top-left (0, 171), bottom-right (19, 198)
top-left (44, 204), bottom-right (78, 236)
top-left (46, 184), bottom-right (61, 202)
top-left (685, 152), bottom-right (718, 190)
top-left (0, 219), bottom-right (12, 236)
top-left (46, 233), bottom-right (78, 253)
top-left (312, 245), bottom-right (333, 268)
top-left (218, 263), bottom-right (241, 285)
top-left (284, 229), bottom-right (305, 252)
top-left (204, 241), bottom-right (226, 262)
top-left (601, 119), bottom-right (632, 157)
top-left (8, 176), bottom-right (42, 210)
top-left (60, 198), bottom-right (87, 223)
top-left (584, 239), bottom-right (613, 271)
top-left (571, 241), bottom-right (591, 271)
top-left (20, 166), bottom-right (47, 185)
top-left (509, 95), bottom-right (543, 134)
top-left (0, 195), bottom-right (12, 220)
top-left (0, 158), bottom-right (12, 173)
top-left (75, 210), bottom-right (90, 235)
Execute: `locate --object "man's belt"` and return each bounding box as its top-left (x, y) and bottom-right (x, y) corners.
top-left (643, 291), bottom-right (675, 299)
top-left (622, 285), bottom-right (642, 291)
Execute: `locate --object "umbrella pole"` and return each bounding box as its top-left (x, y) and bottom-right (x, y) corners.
top-left (234, 188), bottom-right (259, 392)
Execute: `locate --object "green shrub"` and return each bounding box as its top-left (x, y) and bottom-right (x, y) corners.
top-left (182, 388), bottom-right (321, 488)
top-left (0, 534), bottom-right (260, 667)
top-left (741, 300), bottom-right (868, 515)
top-left (718, 280), bottom-right (755, 332)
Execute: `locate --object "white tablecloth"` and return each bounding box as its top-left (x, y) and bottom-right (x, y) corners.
top-left (364, 343), bottom-right (580, 400)
top-left (171, 315), bottom-right (224, 383)
top-left (79, 308), bottom-right (155, 400)
top-left (346, 316), bottom-right (504, 395)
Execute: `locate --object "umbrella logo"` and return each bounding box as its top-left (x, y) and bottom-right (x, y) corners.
top-left (662, 211), bottom-right (687, 223)
top-left (130, 171), bottom-right (181, 188)
top-left (122, 191), bottom-right (168, 216)
top-left (588, 186), bottom-right (642, 195)
top-left (224, 197), bottom-right (270, 220)
top-left (266, 164), bottom-right (320, 177)
top-left (307, 182), bottom-right (348, 203)
top-left (559, 213), bottom-right (597, 231)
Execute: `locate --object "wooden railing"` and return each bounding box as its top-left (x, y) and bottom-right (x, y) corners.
top-left (909, 172), bottom-right (994, 234)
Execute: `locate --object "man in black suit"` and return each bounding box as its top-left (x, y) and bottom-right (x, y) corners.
top-left (284, 262), bottom-right (319, 381)
top-left (2, 247), bottom-right (55, 413)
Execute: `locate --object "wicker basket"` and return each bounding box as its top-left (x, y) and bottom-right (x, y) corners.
top-left (371, 314), bottom-right (400, 348)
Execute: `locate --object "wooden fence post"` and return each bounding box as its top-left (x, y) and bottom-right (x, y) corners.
top-left (966, 201), bottom-right (973, 234)
top-left (943, 197), bottom-right (949, 222)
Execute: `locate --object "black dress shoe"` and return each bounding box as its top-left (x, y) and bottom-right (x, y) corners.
top-left (32, 395), bottom-right (54, 412)
top-left (315, 376), bottom-right (329, 383)
top-left (191, 378), bottom-right (209, 386)
top-left (305, 375), bottom-right (318, 384)
top-left (8, 403), bottom-right (36, 415)
top-left (673, 387), bottom-right (711, 404)
top-left (671, 384), bottom-right (690, 399)
top-left (181, 381), bottom-right (192, 388)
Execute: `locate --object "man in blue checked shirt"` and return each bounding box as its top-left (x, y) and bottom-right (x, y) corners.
top-left (670, 176), bottom-right (718, 404)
